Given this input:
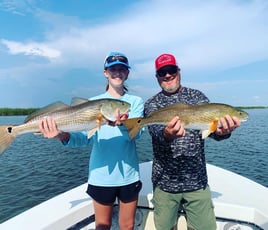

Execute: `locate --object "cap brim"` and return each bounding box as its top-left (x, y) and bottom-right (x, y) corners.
top-left (156, 64), bottom-right (177, 71)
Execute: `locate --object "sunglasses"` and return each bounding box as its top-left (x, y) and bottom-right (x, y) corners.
top-left (157, 66), bottom-right (179, 78)
top-left (105, 55), bottom-right (129, 65)
top-left (107, 67), bottom-right (128, 74)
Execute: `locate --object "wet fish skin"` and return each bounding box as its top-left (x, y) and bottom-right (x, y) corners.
top-left (0, 98), bottom-right (130, 155)
top-left (122, 103), bottom-right (248, 140)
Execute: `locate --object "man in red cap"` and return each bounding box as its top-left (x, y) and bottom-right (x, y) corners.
top-left (144, 53), bottom-right (241, 230)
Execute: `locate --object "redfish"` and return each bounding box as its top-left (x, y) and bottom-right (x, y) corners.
top-left (123, 103), bottom-right (248, 139)
top-left (0, 98), bottom-right (130, 155)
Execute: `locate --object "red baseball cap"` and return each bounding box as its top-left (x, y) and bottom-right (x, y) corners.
top-left (155, 53), bottom-right (177, 71)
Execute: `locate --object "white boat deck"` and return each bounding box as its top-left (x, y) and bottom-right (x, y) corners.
top-left (1, 161), bottom-right (268, 230)
top-left (207, 163), bottom-right (268, 227)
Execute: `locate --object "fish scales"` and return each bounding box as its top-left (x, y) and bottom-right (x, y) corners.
top-left (0, 98), bottom-right (130, 155)
top-left (12, 103), bottom-right (101, 134)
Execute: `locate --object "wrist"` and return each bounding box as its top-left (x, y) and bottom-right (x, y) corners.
top-left (56, 132), bottom-right (70, 142)
top-left (163, 128), bottom-right (173, 141)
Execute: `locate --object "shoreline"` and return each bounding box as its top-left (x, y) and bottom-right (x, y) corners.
top-left (0, 106), bottom-right (267, 116)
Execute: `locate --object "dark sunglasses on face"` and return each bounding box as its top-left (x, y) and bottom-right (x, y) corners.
top-left (157, 66), bottom-right (179, 78)
top-left (105, 55), bottom-right (129, 65)
top-left (107, 67), bottom-right (128, 73)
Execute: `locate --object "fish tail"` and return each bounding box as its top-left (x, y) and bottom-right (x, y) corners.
top-left (122, 117), bottom-right (143, 140)
top-left (0, 125), bottom-right (17, 155)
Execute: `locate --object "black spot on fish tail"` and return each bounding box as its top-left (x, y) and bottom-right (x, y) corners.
top-left (137, 119), bottom-right (142, 124)
top-left (7, 127), bottom-right (12, 133)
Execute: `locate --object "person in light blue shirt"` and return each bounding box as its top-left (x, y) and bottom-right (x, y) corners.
top-left (39, 52), bottom-right (144, 230)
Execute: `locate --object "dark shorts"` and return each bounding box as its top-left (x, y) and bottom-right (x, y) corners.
top-left (86, 180), bottom-right (142, 205)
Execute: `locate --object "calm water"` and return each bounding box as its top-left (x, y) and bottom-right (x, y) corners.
top-left (0, 109), bottom-right (268, 223)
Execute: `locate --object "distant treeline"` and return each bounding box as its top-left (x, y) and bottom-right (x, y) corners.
top-left (0, 108), bottom-right (39, 116)
top-left (236, 106), bottom-right (268, 110)
top-left (0, 106), bottom-right (267, 116)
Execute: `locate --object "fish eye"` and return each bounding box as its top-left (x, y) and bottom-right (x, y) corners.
top-left (7, 127), bottom-right (12, 133)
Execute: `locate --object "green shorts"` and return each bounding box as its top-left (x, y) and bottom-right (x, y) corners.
top-left (153, 185), bottom-right (216, 230)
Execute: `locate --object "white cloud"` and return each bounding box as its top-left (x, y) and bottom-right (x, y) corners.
top-left (2, 0), bottom-right (268, 70)
top-left (1, 39), bottom-right (61, 60)
top-left (0, 0), bottom-right (38, 15)
top-left (27, 0), bottom-right (268, 71)
top-left (1, 0), bottom-right (268, 107)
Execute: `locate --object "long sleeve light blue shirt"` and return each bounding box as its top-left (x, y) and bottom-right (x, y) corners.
top-left (66, 92), bottom-right (144, 186)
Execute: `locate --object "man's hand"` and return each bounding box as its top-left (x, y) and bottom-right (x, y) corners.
top-left (215, 115), bottom-right (241, 135)
top-left (163, 116), bottom-right (186, 140)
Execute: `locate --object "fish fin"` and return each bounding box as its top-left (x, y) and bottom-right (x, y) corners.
top-left (201, 130), bottom-right (211, 139)
top-left (88, 127), bottom-right (98, 138)
top-left (201, 119), bottom-right (219, 139)
top-left (97, 115), bottom-right (103, 128)
top-left (24, 102), bottom-right (69, 123)
top-left (122, 117), bottom-right (143, 140)
top-left (210, 119), bottom-right (219, 132)
top-left (87, 116), bottom-right (104, 138)
top-left (70, 97), bottom-right (89, 106)
top-left (0, 125), bottom-right (17, 155)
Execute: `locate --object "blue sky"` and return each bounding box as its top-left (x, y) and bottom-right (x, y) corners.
top-left (0, 0), bottom-right (267, 108)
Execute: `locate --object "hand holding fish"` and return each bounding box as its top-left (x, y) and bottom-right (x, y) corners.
top-left (39, 117), bottom-right (61, 139)
top-left (163, 116), bottom-right (186, 141)
top-left (39, 117), bottom-right (70, 142)
top-left (214, 115), bottom-right (241, 136)
top-left (107, 109), bottom-right (129, 126)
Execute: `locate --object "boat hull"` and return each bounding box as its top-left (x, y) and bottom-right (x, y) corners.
top-left (1, 161), bottom-right (268, 229)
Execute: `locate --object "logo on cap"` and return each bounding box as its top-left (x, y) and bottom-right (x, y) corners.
top-left (155, 54), bottom-right (177, 70)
